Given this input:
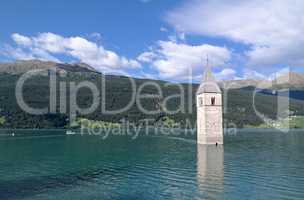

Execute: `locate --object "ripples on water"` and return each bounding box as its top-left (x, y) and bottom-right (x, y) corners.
top-left (0, 129), bottom-right (303, 200)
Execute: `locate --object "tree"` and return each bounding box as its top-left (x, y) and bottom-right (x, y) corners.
top-left (0, 116), bottom-right (6, 127)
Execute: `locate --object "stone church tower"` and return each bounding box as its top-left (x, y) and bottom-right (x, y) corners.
top-left (196, 60), bottom-right (223, 145)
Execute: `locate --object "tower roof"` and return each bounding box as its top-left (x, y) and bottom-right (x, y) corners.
top-left (197, 59), bottom-right (221, 94)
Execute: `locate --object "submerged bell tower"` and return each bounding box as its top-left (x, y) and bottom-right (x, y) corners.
top-left (196, 57), bottom-right (223, 145)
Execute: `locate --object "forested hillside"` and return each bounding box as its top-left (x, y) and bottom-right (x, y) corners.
top-left (0, 60), bottom-right (303, 128)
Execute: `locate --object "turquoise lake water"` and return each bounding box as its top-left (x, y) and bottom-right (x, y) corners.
top-left (0, 129), bottom-right (303, 200)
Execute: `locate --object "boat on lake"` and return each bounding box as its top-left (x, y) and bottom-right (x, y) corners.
top-left (66, 130), bottom-right (76, 135)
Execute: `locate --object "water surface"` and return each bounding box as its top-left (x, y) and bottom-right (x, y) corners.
top-left (0, 129), bottom-right (303, 200)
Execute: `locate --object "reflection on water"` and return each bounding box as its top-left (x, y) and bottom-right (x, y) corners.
top-left (0, 130), bottom-right (304, 200)
top-left (197, 145), bottom-right (224, 200)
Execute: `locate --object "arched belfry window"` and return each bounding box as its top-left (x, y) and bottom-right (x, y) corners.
top-left (211, 97), bottom-right (215, 105)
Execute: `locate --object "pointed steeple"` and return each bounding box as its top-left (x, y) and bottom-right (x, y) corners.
top-left (203, 55), bottom-right (216, 82)
top-left (197, 56), bottom-right (221, 94)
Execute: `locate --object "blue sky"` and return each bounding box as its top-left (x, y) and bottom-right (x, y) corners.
top-left (1, 0), bottom-right (303, 82)
top-left (0, 0), bottom-right (175, 56)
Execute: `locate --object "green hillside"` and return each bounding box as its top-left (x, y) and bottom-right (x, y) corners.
top-left (0, 60), bottom-right (304, 129)
top-left (0, 68), bottom-right (303, 129)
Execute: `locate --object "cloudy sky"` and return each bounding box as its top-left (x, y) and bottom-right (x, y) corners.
top-left (0, 0), bottom-right (303, 82)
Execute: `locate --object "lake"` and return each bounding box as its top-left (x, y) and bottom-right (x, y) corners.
top-left (0, 129), bottom-right (303, 200)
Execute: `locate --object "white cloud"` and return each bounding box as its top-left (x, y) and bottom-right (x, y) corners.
top-left (89, 32), bottom-right (102, 41)
top-left (267, 67), bottom-right (291, 80)
top-left (167, 32), bottom-right (186, 43)
top-left (160, 27), bottom-right (168, 32)
top-left (3, 46), bottom-right (35, 61)
top-left (3, 43), bottom-right (60, 62)
top-left (5, 32), bottom-right (141, 72)
top-left (12, 33), bottom-right (32, 46)
top-left (139, 40), bottom-right (231, 80)
top-left (137, 51), bottom-right (157, 63)
top-left (215, 68), bottom-right (238, 80)
top-left (178, 32), bottom-right (185, 41)
top-left (166, 0), bottom-right (304, 67)
top-left (243, 69), bottom-right (267, 80)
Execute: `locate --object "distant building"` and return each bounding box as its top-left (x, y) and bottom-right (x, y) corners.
top-left (196, 60), bottom-right (223, 145)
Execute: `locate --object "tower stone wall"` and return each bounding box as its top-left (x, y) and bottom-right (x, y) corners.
top-left (196, 66), bottom-right (223, 145)
top-left (197, 93), bottom-right (223, 144)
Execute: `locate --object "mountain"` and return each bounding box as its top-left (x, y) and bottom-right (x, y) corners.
top-left (219, 71), bottom-right (304, 90)
top-left (0, 60), bottom-right (99, 74)
top-left (275, 72), bottom-right (304, 88)
top-left (219, 79), bottom-right (261, 89)
top-left (2, 60), bottom-right (304, 89)
top-left (221, 72), bottom-right (304, 102)
top-left (0, 60), bottom-right (303, 129)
